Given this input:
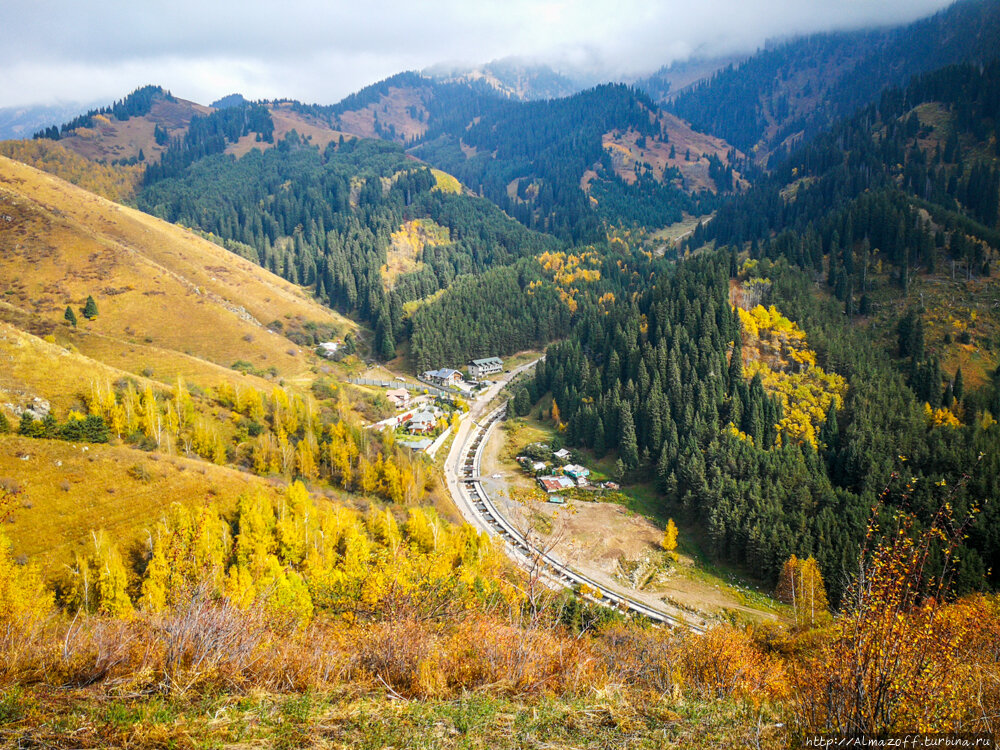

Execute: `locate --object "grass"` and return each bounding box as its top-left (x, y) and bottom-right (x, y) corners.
top-left (860, 263), bottom-right (1000, 392)
top-left (1, 687), bottom-right (782, 749)
top-left (0, 154), bottom-right (352, 390)
top-left (0, 434), bottom-right (286, 576)
top-left (649, 212), bottom-right (716, 249)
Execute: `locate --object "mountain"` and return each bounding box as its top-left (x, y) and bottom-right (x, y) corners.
top-left (423, 58), bottom-right (595, 101)
top-left (0, 153), bottom-right (351, 398)
top-left (667, 0), bottom-right (1000, 160)
top-left (292, 74), bottom-right (742, 241)
top-left (634, 53), bottom-right (747, 103)
top-left (0, 100), bottom-right (102, 141)
top-left (0, 152), bottom-right (368, 565)
top-left (26, 73), bottom-right (743, 247)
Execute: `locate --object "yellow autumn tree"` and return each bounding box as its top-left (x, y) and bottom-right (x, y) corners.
top-left (90, 530), bottom-right (133, 617)
top-left (0, 528), bottom-right (52, 623)
top-left (792, 500), bottom-right (987, 735)
top-left (776, 555), bottom-right (829, 628)
top-left (661, 519), bottom-right (679, 559)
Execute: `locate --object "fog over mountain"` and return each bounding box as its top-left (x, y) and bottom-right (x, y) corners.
top-left (1, 0), bottom-right (954, 108)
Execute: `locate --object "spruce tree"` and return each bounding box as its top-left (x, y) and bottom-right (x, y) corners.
top-left (83, 295), bottom-right (98, 320)
top-left (64, 306), bottom-right (77, 327)
top-left (619, 405), bottom-right (638, 468)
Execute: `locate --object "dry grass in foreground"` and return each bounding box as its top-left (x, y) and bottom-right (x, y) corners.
top-left (0, 480), bottom-right (998, 747)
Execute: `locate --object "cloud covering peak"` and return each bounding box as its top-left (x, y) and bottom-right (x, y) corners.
top-left (1, 0), bottom-right (955, 108)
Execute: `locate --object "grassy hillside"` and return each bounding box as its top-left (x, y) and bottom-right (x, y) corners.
top-left (0, 154), bottom-right (352, 397)
top-left (45, 90), bottom-right (210, 167)
top-left (0, 435), bottom-right (286, 574)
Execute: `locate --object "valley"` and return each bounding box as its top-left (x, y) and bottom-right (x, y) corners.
top-left (1, 1), bottom-right (1000, 744)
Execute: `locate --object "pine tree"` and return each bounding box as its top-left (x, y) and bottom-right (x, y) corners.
top-left (619, 405), bottom-right (638, 468)
top-left (64, 306), bottom-right (77, 327)
top-left (83, 295), bottom-right (99, 320)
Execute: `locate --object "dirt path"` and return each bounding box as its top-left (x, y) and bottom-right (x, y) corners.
top-left (480, 424), bottom-right (781, 625)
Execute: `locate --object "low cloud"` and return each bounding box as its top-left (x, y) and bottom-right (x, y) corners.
top-left (1, 0), bottom-right (956, 108)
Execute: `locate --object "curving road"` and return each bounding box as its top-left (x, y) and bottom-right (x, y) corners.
top-left (444, 363), bottom-right (704, 631)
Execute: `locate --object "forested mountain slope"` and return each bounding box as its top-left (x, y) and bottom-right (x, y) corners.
top-left (601, 58), bottom-right (1000, 596)
top-left (667, 0), bottom-right (1000, 160)
top-left (294, 75), bottom-right (741, 240)
top-left (136, 130), bottom-right (560, 358)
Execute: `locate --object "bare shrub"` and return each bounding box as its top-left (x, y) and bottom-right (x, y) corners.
top-left (55, 614), bottom-right (149, 688)
top-left (156, 590), bottom-right (270, 695)
top-left (595, 624), bottom-right (681, 697)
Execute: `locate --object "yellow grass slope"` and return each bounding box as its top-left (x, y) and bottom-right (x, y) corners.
top-left (0, 434), bottom-right (285, 575)
top-left (0, 154), bottom-right (353, 395)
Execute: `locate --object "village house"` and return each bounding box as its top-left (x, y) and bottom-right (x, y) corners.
top-left (531, 461), bottom-right (547, 473)
top-left (562, 464), bottom-right (590, 480)
top-left (385, 387), bottom-right (410, 409)
top-left (553, 448), bottom-right (571, 461)
top-left (422, 368), bottom-right (463, 388)
top-left (407, 410), bottom-right (437, 434)
top-left (468, 356), bottom-right (503, 380)
top-left (538, 475), bottom-right (575, 493)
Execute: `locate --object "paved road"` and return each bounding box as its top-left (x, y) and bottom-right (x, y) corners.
top-left (443, 358), bottom-right (541, 535)
top-left (443, 360), bottom-right (704, 631)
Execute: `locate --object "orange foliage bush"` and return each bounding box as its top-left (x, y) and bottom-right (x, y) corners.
top-left (789, 495), bottom-right (998, 735)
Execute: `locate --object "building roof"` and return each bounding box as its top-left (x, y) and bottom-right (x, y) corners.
top-left (538, 475), bottom-right (575, 492)
top-left (399, 437), bottom-right (433, 451)
top-left (386, 388), bottom-right (409, 399)
top-left (470, 357), bottom-right (503, 367)
top-left (425, 368), bottom-right (461, 381)
top-left (553, 448), bottom-right (571, 459)
top-left (563, 464), bottom-right (590, 477)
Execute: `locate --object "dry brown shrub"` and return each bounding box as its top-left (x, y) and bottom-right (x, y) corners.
top-left (0, 616), bottom-right (58, 687)
top-left (154, 591), bottom-right (272, 695)
top-left (677, 624), bottom-right (788, 703)
top-left (594, 624), bottom-right (682, 697)
top-left (445, 616), bottom-right (605, 696)
top-left (54, 615), bottom-right (154, 689)
top-left (344, 618), bottom-right (445, 698)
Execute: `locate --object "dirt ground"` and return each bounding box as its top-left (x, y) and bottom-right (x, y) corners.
top-left (479, 421), bottom-right (782, 626)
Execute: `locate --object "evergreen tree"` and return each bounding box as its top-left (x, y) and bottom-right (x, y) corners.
top-left (513, 387), bottom-right (531, 417)
top-left (619, 405), bottom-right (638, 468)
top-left (83, 295), bottom-right (99, 320)
top-left (64, 306), bottom-right (77, 327)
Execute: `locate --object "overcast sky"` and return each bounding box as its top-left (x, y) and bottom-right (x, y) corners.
top-left (1, 0), bottom-right (957, 109)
